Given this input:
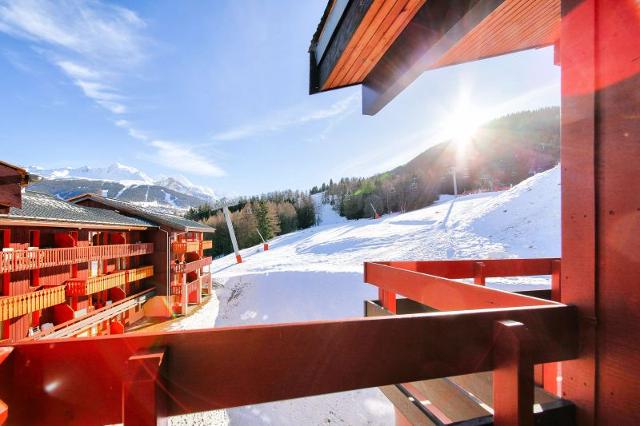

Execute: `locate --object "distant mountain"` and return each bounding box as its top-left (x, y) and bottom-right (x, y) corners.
top-left (26, 163), bottom-right (217, 211)
top-left (29, 163), bottom-right (154, 185)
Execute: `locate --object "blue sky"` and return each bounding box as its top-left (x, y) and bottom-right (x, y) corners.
top-left (0, 0), bottom-right (560, 196)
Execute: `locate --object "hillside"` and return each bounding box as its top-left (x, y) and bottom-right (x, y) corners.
top-left (318, 107), bottom-right (560, 219)
top-left (165, 166), bottom-right (561, 425)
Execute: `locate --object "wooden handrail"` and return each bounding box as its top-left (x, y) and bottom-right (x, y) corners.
top-left (171, 257), bottom-right (212, 273)
top-left (0, 243), bottom-right (154, 274)
top-left (66, 266), bottom-right (155, 297)
top-left (172, 240), bottom-right (213, 255)
top-left (28, 288), bottom-right (156, 340)
top-left (170, 276), bottom-right (201, 296)
top-left (0, 286), bottom-right (66, 321)
top-left (0, 304), bottom-right (578, 424)
top-left (364, 258), bottom-right (561, 313)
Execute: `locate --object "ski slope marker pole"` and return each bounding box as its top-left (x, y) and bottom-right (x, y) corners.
top-left (223, 205), bottom-right (242, 263)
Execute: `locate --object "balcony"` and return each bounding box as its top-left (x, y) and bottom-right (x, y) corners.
top-left (0, 243), bottom-right (154, 274)
top-left (0, 285), bottom-right (66, 321)
top-left (65, 265), bottom-right (154, 297)
top-left (172, 240), bottom-right (212, 255)
top-left (171, 257), bottom-right (212, 273)
top-left (363, 257), bottom-right (572, 424)
top-left (170, 277), bottom-right (200, 296)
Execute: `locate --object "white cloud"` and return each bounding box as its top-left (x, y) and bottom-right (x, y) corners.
top-left (1, 0), bottom-right (225, 181)
top-left (56, 60), bottom-right (100, 79)
top-left (148, 140), bottom-right (226, 177)
top-left (0, 0), bottom-right (146, 115)
top-left (115, 119), bottom-right (148, 140)
top-left (0, 0), bottom-right (146, 64)
top-left (211, 93), bottom-right (359, 141)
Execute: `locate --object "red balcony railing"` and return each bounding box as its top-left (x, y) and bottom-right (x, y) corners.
top-left (363, 257), bottom-right (567, 424)
top-left (170, 277), bottom-right (200, 296)
top-left (172, 240), bottom-right (212, 255)
top-left (65, 265), bottom-right (154, 297)
top-left (0, 286), bottom-right (66, 321)
top-left (201, 272), bottom-right (212, 293)
top-left (0, 243), bottom-right (154, 274)
top-left (0, 258), bottom-right (577, 426)
top-left (171, 256), bottom-right (212, 273)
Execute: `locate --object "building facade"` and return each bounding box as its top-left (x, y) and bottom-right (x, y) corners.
top-left (0, 161), bottom-right (214, 343)
top-left (69, 194), bottom-right (214, 316)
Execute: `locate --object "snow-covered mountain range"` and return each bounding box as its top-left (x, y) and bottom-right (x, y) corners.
top-left (26, 163), bottom-right (217, 210)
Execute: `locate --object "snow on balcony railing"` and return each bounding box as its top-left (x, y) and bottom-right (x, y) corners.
top-left (0, 285), bottom-right (66, 321)
top-left (0, 243), bottom-right (154, 274)
top-left (65, 265), bottom-right (154, 297)
top-left (171, 257), bottom-right (212, 273)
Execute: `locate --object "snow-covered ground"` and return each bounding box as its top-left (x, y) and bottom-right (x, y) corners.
top-left (167, 166), bottom-right (561, 425)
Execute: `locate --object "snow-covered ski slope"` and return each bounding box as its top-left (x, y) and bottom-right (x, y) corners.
top-left (168, 165), bottom-right (560, 425)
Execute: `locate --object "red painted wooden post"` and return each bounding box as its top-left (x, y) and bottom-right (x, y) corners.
top-left (543, 259), bottom-right (562, 396)
top-left (378, 289), bottom-right (397, 313)
top-left (0, 347), bottom-right (12, 425)
top-left (2, 229), bottom-right (10, 340)
top-left (123, 349), bottom-right (166, 426)
top-left (493, 320), bottom-right (534, 426)
top-left (474, 261), bottom-right (486, 285)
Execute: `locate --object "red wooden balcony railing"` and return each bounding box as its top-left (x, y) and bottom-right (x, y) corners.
top-left (363, 257), bottom-right (566, 424)
top-left (201, 272), bottom-right (212, 293)
top-left (0, 257), bottom-right (577, 425)
top-left (0, 243), bottom-right (154, 274)
top-left (172, 240), bottom-right (212, 255)
top-left (0, 285), bottom-right (66, 321)
top-left (170, 277), bottom-right (201, 296)
top-left (65, 265), bottom-right (154, 297)
top-left (171, 256), bottom-right (212, 273)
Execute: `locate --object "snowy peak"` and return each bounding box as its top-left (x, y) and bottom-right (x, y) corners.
top-left (25, 163), bottom-right (217, 209)
top-left (154, 176), bottom-right (216, 200)
top-left (29, 163), bottom-right (154, 185)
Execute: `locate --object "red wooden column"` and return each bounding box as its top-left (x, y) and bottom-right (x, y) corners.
top-left (560, 0), bottom-right (640, 424)
top-left (493, 320), bottom-right (533, 426)
top-left (123, 349), bottom-right (166, 426)
top-left (30, 230), bottom-right (41, 327)
top-left (1, 229), bottom-right (10, 340)
top-left (473, 261), bottom-right (486, 285)
top-left (542, 259), bottom-right (562, 396)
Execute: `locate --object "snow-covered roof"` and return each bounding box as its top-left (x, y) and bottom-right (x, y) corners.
top-left (69, 193), bottom-right (215, 233)
top-left (0, 190), bottom-right (154, 229)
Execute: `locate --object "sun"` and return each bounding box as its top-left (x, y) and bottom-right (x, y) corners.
top-left (445, 103), bottom-right (485, 147)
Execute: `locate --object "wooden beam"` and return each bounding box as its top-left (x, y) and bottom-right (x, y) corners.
top-left (364, 262), bottom-right (557, 311)
top-left (0, 305), bottom-right (577, 424)
top-left (362, 0), bottom-right (503, 115)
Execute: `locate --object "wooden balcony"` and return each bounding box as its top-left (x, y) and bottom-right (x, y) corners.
top-left (0, 285), bottom-right (66, 321)
top-left (172, 240), bottom-right (212, 255)
top-left (363, 258), bottom-right (571, 424)
top-left (170, 277), bottom-right (200, 296)
top-left (65, 265), bottom-right (154, 297)
top-left (0, 243), bottom-right (154, 274)
top-left (171, 257), bottom-right (212, 273)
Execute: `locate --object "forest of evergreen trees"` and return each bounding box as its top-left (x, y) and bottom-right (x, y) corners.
top-left (311, 107), bottom-right (560, 220)
top-left (185, 191), bottom-right (316, 257)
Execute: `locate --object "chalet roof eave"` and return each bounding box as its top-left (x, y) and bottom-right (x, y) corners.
top-left (68, 193), bottom-right (216, 233)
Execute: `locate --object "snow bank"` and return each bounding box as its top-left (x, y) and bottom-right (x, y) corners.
top-left (167, 166), bottom-right (561, 425)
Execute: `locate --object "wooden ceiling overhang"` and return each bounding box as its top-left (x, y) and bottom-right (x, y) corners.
top-left (309, 0), bottom-right (561, 115)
